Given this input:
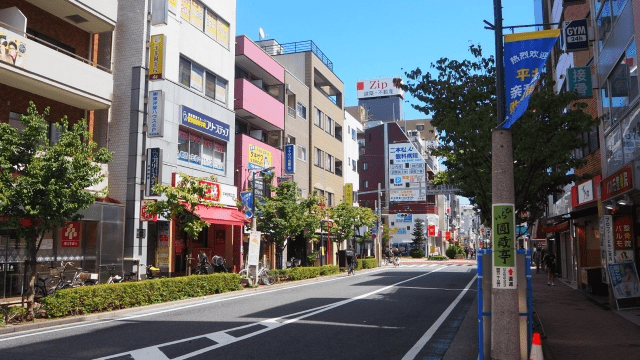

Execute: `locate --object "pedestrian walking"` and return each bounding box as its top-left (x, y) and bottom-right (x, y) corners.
top-left (543, 253), bottom-right (556, 286)
top-left (533, 247), bottom-right (542, 274)
top-left (464, 247), bottom-right (470, 259)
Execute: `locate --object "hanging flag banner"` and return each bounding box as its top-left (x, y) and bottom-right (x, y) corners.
top-left (503, 29), bottom-right (560, 128)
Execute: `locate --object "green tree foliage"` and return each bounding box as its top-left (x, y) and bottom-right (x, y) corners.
top-left (403, 45), bottom-right (596, 226)
top-left (411, 220), bottom-right (425, 249)
top-left (381, 224), bottom-right (397, 250)
top-left (0, 102), bottom-right (112, 318)
top-left (257, 181), bottom-right (325, 267)
top-left (146, 173), bottom-right (222, 241)
top-left (329, 202), bottom-right (377, 249)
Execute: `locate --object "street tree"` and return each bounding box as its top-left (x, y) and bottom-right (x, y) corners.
top-left (411, 220), bottom-right (425, 249)
top-left (381, 224), bottom-right (397, 251)
top-left (146, 173), bottom-right (221, 242)
top-left (329, 202), bottom-right (377, 250)
top-left (403, 45), bottom-right (596, 227)
top-left (0, 102), bottom-right (112, 318)
top-left (257, 181), bottom-right (325, 268)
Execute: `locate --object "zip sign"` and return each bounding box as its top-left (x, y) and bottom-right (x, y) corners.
top-left (563, 19), bottom-right (589, 52)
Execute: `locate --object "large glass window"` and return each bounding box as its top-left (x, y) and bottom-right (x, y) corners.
top-left (605, 125), bottom-right (622, 174)
top-left (189, 133), bottom-right (201, 165)
top-left (622, 106), bottom-right (640, 165)
top-left (597, 0), bottom-right (613, 50)
top-left (213, 142), bottom-right (225, 171)
top-left (297, 102), bottom-right (307, 119)
top-left (179, 56), bottom-right (228, 105)
top-left (178, 130), bottom-right (190, 162)
top-left (177, 129), bottom-right (225, 172)
top-left (179, 57), bottom-right (191, 87)
top-left (602, 86), bottom-right (612, 130)
top-left (202, 139), bottom-right (214, 169)
top-left (610, 40), bottom-right (638, 123)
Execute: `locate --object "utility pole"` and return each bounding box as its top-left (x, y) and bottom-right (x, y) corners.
top-left (491, 0), bottom-right (520, 358)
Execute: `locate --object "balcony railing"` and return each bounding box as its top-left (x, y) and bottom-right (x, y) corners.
top-left (262, 40), bottom-right (334, 73)
top-left (0, 21), bottom-right (111, 73)
top-left (287, 106), bottom-right (296, 118)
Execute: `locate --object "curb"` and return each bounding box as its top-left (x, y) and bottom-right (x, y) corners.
top-left (0, 267), bottom-right (383, 336)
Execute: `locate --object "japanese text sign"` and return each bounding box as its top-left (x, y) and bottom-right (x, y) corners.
top-left (608, 263), bottom-right (640, 299)
top-left (493, 204), bottom-right (517, 289)
top-left (345, 183), bottom-right (353, 204)
top-left (149, 34), bottom-right (165, 80)
top-left (600, 164), bottom-right (632, 201)
top-left (567, 67), bottom-right (592, 98)
top-left (140, 199), bottom-right (158, 222)
top-left (503, 29), bottom-right (560, 128)
top-left (248, 143), bottom-right (272, 170)
top-left (148, 90), bottom-right (164, 137)
top-left (284, 144), bottom-right (295, 174)
top-left (146, 148), bottom-right (162, 196)
top-left (428, 225), bottom-right (436, 237)
top-left (180, 105), bottom-right (230, 142)
top-left (613, 216), bottom-right (632, 249)
top-left (61, 222), bottom-right (81, 248)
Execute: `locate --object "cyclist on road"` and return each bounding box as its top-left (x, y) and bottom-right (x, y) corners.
top-left (346, 247), bottom-right (357, 275)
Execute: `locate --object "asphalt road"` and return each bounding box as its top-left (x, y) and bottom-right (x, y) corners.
top-left (0, 264), bottom-right (477, 360)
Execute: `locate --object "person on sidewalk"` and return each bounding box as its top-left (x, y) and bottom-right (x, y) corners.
top-left (533, 247), bottom-right (542, 274)
top-left (544, 253), bottom-right (556, 285)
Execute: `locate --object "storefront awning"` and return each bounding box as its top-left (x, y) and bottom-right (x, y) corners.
top-left (192, 205), bottom-right (249, 226)
top-left (540, 221), bottom-right (569, 233)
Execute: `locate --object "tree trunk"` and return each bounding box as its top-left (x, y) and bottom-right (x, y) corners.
top-left (24, 237), bottom-right (38, 320)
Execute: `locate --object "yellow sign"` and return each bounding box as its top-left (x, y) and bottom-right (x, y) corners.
top-left (205, 11), bottom-right (217, 39)
top-left (345, 183), bottom-right (353, 203)
top-left (217, 18), bottom-right (229, 46)
top-left (180, 0), bottom-right (190, 22)
top-left (190, 0), bottom-right (204, 30)
top-left (168, 0), bottom-right (179, 14)
top-left (248, 144), bottom-right (272, 170)
top-left (149, 34), bottom-right (165, 80)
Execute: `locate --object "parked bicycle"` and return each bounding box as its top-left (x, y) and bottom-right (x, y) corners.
top-left (99, 265), bottom-right (124, 284)
top-left (239, 265), bottom-right (274, 285)
top-left (285, 257), bottom-right (302, 268)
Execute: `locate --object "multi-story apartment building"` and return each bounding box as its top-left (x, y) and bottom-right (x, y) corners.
top-left (258, 39), bottom-right (345, 265)
top-left (109, 1), bottom-right (241, 276)
top-left (344, 108), bottom-right (363, 206)
top-left (0, 0), bottom-right (121, 295)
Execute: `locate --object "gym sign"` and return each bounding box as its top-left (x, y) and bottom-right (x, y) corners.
top-left (562, 19), bottom-right (589, 52)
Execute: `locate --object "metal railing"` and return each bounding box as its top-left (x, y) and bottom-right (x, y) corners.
top-left (261, 40), bottom-right (334, 73)
top-left (287, 106), bottom-right (296, 118)
top-left (0, 20), bottom-right (112, 74)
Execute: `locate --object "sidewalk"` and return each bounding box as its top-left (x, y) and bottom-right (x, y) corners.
top-left (531, 269), bottom-right (640, 359)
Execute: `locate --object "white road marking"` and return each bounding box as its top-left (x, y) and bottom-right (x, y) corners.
top-left (401, 274), bottom-right (478, 360)
top-left (97, 266), bottom-right (449, 360)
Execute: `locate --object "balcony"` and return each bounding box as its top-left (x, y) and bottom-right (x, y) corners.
top-left (235, 78), bottom-right (284, 131)
top-left (287, 106), bottom-right (296, 118)
top-left (24, 0), bottom-right (117, 33)
top-left (235, 35), bottom-right (284, 84)
top-left (0, 22), bottom-right (112, 110)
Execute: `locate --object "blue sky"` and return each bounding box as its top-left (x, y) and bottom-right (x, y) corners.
top-left (236, 0), bottom-right (537, 120)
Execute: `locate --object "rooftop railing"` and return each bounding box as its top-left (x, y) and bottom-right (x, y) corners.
top-left (262, 40), bottom-right (334, 73)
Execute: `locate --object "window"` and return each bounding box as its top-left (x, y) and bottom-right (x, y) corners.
top-left (325, 116), bottom-right (333, 135)
top-left (178, 129), bottom-right (226, 172)
top-left (327, 193), bottom-right (334, 206)
top-left (416, 125), bottom-right (424, 131)
top-left (315, 147), bottom-right (324, 168)
top-left (352, 159), bottom-right (357, 171)
top-left (326, 154), bottom-right (333, 172)
top-left (363, 162), bottom-right (368, 170)
top-left (609, 39), bottom-right (638, 124)
top-left (352, 128), bottom-right (356, 140)
top-left (297, 102), bottom-right (307, 119)
top-left (335, 122), bottom-right (342, 141)
top-left (315, 108), bottom-right (323, 128)
top-left (335, 159), bottom-right (343, 177)
top-left (179, 56), bottom-right (228, 105)
top-left (364, 180), bottom-right (369, 188)
top-left (297, 145), bottom-right (307, 162)
top-left (180, 2), bottom-right (231, 50)
top-left (574, 126), bottom-right (599, 160)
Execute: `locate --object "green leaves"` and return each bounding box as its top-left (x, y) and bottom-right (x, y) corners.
top-left (329, 202), bottom-right (377, 247)
top-left (403, 45), bottom-right (596, 225)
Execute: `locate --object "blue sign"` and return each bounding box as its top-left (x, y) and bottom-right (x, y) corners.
top-left (240, 191), bottom-right (253, 219)
top-left (284, 144), bottom-right (296, 174)
top-left (404, 214), bottom-right (413, 222)
top-left (180, 105), bottom-right (230, 142)
top-left (397, 229), bottom-right (407, 235)
top-left (503, 29), bottom-right (559, 128)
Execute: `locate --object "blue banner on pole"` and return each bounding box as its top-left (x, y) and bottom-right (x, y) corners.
top-left (284, 144), bottom-right (296, 174)
top-left (240, 191), bottom-right (253, 219)
top-left (503, 29), bottom-right (560, 129)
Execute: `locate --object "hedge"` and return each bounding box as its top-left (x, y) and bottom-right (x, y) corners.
top-left (41, 273), bottom-right (242, 318)
top-left (356, 258), bottom-right (377, 270)
top-left (409, 249), bottom-right (424, 258)
top-left (428, 255), bottom-right (449, 261)
top-left (289, 265), bottom-right (340, 280)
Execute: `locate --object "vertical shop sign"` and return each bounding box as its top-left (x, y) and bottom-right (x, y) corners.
top-left (567, 67), bottom-right (592, 98)
top-left (601, 215), bottom-right (615, 283)
top-left (284, 144), bottom-right (296, 174)
top-left (445, 232), bottom-right (451, 240)
top-left (613, 216), bottom-right (633, 249)
top-left (493, 204), bottom-right (517, 289)
top-left (345, 183), bottom-right (353, 204)
top-left (147, 90), bottom-right (164, 137)
top-left (61, 222), bottom-right (81, 248)
top-left (149, 34), bottom-right (166, 80)
top-left (248, 231), bottom-right (260, 266)
top-left (428, 225), bottom-right (436, 237)
top-left (146, 148), bottom-right (162, 196)
top-left (140, 199), bottom-right (158, 221)
top-left (157, 221), bottom-right (170, 272)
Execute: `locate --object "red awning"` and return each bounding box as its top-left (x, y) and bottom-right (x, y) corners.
top-left (192, 204), bottom-right (248, 226)
top-left (541, 221), bottom-right (569, 233)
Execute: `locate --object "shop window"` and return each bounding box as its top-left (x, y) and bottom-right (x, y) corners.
top-left (177, 129), bottom-right (225, 172)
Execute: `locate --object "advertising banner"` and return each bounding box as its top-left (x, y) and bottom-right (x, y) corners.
top-left (493, 204), bottom-right (517, 289)
top-left (157, 221), bottom-right (170, 272)
top-left (149, 34), bottom-right (165, 80)
top-left (189, 0), bottom-right (204, 30)
top-left (180, 105), bottom-right (230, 141)
top-left (608, 263), bottom-right (640, 299)
top-left (613, 216), bottom-right (633, 250)
top-left (600, 215), bottom-right (615, 283)
top-left (248, 143), bottom-right (272, 170)
top-left (205, 11), bottom-right (217, 39)
top-left (248, 231), bottom-right (261, 266)
top-left (0, 26), bottom-right (27, 68)
top-left (356, 78), bottom-right (404, 99)
top-left (140, 199), bottom-right (158, 222)
top-left (171, 172), bottom-right (237, 206)
top-left (428, 225), bottom-right (436, 237)
top-left (562, 19), bottom-right (589, 52)
top-left (390, 189), bottom-right (426, 202)
top-left (503, 29), bottom-right (560, 128)
top-left (240, 191), bottom-right (253, 219)
top-left (148, 90), bottom-right (164, 137)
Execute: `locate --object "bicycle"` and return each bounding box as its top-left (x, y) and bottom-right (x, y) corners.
top-left (239, 265), bottom-right (274, 285)
top-left (66, 262), bottom-right (97, 287)
top-left (393, 256), bottom-right (400, 267)
top-left (99, 265), bottom-right (124, 284)
top-left (346, 257), bottom-right (356, 276)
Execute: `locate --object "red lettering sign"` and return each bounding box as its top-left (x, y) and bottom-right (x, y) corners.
top-left (140, 199), bottom-right (158, 221)
top-left (428, 225), bottom-right (436, 237)
top-left (613, 216), bottom-right (632, 249)
top-left (601, 165), bottom-right (633, 201)
top-left (445, 231), bottom-right (451, 240)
